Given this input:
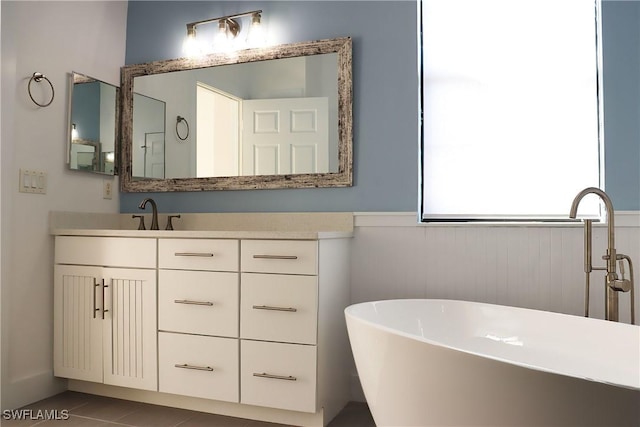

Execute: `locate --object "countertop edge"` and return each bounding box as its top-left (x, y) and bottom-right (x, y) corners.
top-left (50, 228), bottom-right (353, 240)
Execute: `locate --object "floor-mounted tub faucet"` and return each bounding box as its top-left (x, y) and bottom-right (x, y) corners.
top-left (569, 187), bottom-right (634, 323)
top-left (138, 198), bottom-right (159, 230)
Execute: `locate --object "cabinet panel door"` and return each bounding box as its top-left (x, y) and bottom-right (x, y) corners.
top-left (54, 265), bottom-right (103, 383)
top-left (102, 268), bottom-right (157, 391)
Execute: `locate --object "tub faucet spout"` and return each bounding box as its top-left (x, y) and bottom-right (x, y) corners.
top-left (569, 187), bottom-right (632, 322)
top-left (569, 187), bottom-right (616, 278)
top-left (138, 198), bottom-right (159, 230)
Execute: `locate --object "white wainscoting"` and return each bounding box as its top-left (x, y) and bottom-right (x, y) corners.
top-left (351, 212), bottom-right (640, 323)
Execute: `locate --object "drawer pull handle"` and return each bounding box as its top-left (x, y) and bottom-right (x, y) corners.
top-left (253, 254), bottom-right (298, 260)
top-left (175, 252), bottom-right (214, 257)
top-left (253, 372), bottom-right (297, 381)
top-left (252, 305), bottom-right (297, 312)
top-left (174, 299), bottom-right (214, 306)
top-left (174, 363), bottom-right (214, 372)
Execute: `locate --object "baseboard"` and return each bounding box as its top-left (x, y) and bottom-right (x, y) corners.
top-left (68, 380), bottom-right (324, 427)
top-left (2, 371), bottom-right (66, 410)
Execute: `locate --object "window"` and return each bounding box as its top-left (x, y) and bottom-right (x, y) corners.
top-left (419, 0), bottom-right (603, 221)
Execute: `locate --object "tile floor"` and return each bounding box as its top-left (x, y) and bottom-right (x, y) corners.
top-left (2, 392), bottom-right (375, 427)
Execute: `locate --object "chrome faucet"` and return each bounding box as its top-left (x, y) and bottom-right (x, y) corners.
top-left (138, 198), bottom-right (159, 230)
top-left (569, 187), bottom-right (634, 323)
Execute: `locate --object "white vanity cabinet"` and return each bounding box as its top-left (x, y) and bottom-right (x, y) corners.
top-left (53, 236), bottom-right (157, 391)
top-left (53, 225), bottom-right (351, 427)
top-left (157, 239), bottom-right (240, 402)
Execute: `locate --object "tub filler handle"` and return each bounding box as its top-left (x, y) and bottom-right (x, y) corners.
top-left (614, 254), bottom-right (635, 324)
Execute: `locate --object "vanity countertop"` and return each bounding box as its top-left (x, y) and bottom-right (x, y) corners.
top-left (50, 211), bottom-right (354, 240)
top-left (51, 228), bottom-right (352, 240)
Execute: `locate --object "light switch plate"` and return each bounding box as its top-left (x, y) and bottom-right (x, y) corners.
top-left (19, 169), bottom-right (47, 194)
top-left (103, 180), bottom-right (113, 199)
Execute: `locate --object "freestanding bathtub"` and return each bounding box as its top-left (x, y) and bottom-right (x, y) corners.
top-left (345, 299), bottom-right (640, 427)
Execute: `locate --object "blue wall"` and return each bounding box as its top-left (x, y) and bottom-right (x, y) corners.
top-left (601, 1), bottom-right (640, 211)
top-left (122, 0), bottom-right (640, 213)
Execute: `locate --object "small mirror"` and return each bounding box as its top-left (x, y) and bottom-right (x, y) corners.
top-left (67, 72), bottom-right (119, 175)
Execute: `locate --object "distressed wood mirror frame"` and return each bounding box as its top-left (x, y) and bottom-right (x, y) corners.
top-left (120, 37), bottom-right (352, 192)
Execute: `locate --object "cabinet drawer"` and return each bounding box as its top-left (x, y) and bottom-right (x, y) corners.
top-left (159, 239), bottom-right (238, 271)
top-left (241, 240), bottom-right (317, 275)
top-left (159, 270), bottom-right (239, 337)
top-left (241, 340), bottom-right (317, 413)
top-left (55, 236), bottom-right (156, 268)
top-left (241, 273), bottom-right (317, 345)
top-left (159, 332), bottom-right (238, 402)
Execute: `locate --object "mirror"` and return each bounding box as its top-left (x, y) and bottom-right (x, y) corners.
top-left (120, 37), bottom-right (352, 192)
top-left (132, 93), bottom-right (166, 179)
top-left (68, 72), bottom-right (119, 175)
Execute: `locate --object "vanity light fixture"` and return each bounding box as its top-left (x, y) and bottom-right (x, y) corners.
top-left (71, 123), bottom-right (79, 140)
top-left (183, 10), bottom-right (264, 57)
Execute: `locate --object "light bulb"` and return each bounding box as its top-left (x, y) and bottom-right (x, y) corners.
top-left (212, 20), bottom-right (232, 53)
top-left (182, 32), bottom-right (201, 58)
top-left (246, 13), bottom-right (266, 48)
top-left (71, 124), bottom-right (79, 140)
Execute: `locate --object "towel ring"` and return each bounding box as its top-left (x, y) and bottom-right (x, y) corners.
top-left (28, 72), bottom-right (55, 107)
top-left (176, 116), bottom-right (190, 141)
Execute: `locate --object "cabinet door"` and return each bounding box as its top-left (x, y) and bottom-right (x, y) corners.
top-left (102, 268), bottom-right (157, 391)
top-left (54, 265), bottom-right (104, 383)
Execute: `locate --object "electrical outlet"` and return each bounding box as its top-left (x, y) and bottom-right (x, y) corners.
top-left (103, 180), bottom-right (113, 199)
top-left (19, 169), bottom-right (47, 194)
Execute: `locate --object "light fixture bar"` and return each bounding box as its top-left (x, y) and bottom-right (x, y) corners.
top-left (186, 9), bottom-right (262, 32)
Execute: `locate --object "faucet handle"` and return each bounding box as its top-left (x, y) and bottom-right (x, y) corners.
top-left (166, 214), bottom-right (181, 231)
top-left (610, 279), bottom-right (632, 293)
top-left (618, 258), bottom-right (626, 280)
top-left (132, 215), bottom-right (146, 230)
